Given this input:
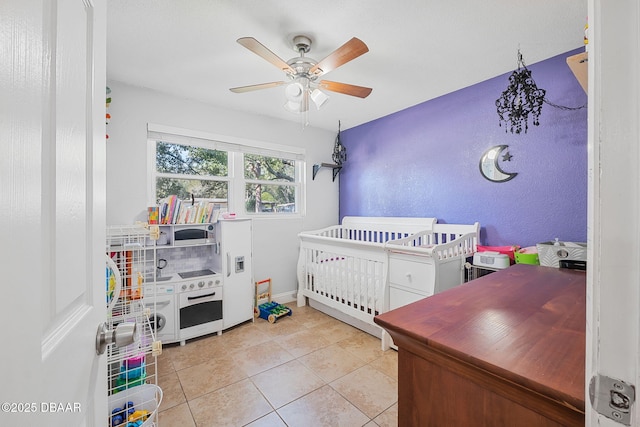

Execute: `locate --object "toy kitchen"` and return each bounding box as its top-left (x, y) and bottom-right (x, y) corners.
top-left (146, 219), bottom-right (253, 346)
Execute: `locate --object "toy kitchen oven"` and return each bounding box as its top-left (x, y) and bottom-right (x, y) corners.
top-left (146, 268), bottom-right (222, 346)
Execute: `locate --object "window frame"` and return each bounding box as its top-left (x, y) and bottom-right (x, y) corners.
top-left (147, 124), bottom-right (306, 218)
top-left (241, 152), bottom-right (302, 215)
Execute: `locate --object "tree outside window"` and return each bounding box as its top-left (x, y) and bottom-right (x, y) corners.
top-left (244, 154), bottom-right (297, 213)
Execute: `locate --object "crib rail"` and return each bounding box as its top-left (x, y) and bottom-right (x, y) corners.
top-left (297, 232), bottom-right (389, 323)
top-left (384, 222), bottom-right (480, 261)
top-left (302, 224), bottom-right (426, 245)
top-left (299, 249), bottom-right (385, 312)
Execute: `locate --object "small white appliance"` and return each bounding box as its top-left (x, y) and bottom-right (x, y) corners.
top-left (536, 240), bottom-right (587, 268)
top-left (175, 270), bottom-right (223, 345)
top-left (144, 284), bottom-right (177, 343)
top-left (473, 251), bottom-right (510, 269)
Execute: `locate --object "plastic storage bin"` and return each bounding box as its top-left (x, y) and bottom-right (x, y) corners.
top-left (476, 245), bottom-right (519, 263)
top-left (515, 247), bottom-right (540, 265)
top-left (108, 384), bottom-right (162, 427)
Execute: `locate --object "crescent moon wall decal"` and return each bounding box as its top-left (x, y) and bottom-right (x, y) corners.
top-left (479, 145), bottom-right (518, 182)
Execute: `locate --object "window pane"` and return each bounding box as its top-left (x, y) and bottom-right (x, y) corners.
top-left (244, 154), bottom-right (294, 182)
top-left (156, 141), bottom-right (228, 176)
top-left (156, 177), bottom-right (228, 204)
top-left (245, 183), bottom-right (296, 213)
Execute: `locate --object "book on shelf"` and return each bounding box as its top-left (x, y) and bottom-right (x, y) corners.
top-left (147, 206), bottom-right (159, 224)
top-left (155, 195), bottom-right (221, 225)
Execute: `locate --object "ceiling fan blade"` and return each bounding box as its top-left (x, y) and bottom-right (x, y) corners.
top-left (309, 37), bottom-right (369, 76)
top-left (229, 81), bottom-right (285, 93)
top-left (318, 80), bottom-right (373, 98)
top-left (237, 37), bottom-right (294, 74)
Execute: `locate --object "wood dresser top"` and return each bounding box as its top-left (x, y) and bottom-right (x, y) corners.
top-left (375, 264), bottom-right (585, 412)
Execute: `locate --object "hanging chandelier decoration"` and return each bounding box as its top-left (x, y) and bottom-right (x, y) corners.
top-left (332, 121), bottom-right (347, 165)
top-left (495, 50), bottom-right (546, 134)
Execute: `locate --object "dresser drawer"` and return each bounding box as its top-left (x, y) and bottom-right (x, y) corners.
top-left (389, 255), bottom-right (435, 294)
top-left (390, 287), bottom-right (426, 311)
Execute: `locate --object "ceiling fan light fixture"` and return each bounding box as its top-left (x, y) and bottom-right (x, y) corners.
top-left (283, 100), bottom-right (302, 113)
top-left (231, 35), bottom-right (372, 124)
top-left (310, 88), bottom-right (329, 110)
top-left (285, 82), bottom-right (304, 101)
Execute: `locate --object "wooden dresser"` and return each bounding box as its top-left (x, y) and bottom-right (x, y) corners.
top-left (374, 264), bottom-right (585, 426)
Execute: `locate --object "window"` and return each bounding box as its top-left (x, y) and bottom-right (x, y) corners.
top-left (244, 154), bottom-right (298, 213)
top-left (148, 126), bottom-right (304, 217)
top-left (155, 141), bottom-right (229, 209)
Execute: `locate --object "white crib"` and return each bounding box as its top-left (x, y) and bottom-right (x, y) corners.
top-left (296, 217), bottom-right (479, 349)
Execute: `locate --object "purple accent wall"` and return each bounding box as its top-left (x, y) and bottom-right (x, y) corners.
top-left (339, 49), bottom-right (587, 247)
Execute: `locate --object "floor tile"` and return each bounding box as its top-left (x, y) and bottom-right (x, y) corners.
top-left (315, 317), bottom-right (363, 344)
top-left (157, 371), bottom-right (185, 412)
top-left (276, 328), bottom-right (332, 358)
top-left (189, 378), bottom-right (273, 427)
top-left (234, 340), bottom-right (295, 377)
top-left (337, 331), bottom-right (387, 363)
top-left (163, 340), bottom-right (212, 371)
top-left (292, 307), bottom-right (337, 329)
top-left (251, 359), bottom-right (325, 409)
top-left (245, 411), bottom-right (288, 426)
top-left (176, 355), bottom-right (247, 401)
top-left (277, 384), bottom-right (369, 427)
top-left (188, 332), bottom-right (229, 358)
top-left (369, 350), bottom-right (398, 381)
top-left (160, 304), bottom-right (400, 426)
top-left (155, 350), bottom-right (175, 376)
top-left (373, 402), bottom-right (398, 427)
top-left (298, 344), bottom-right (366, 383)
top-left (254, 315), bottom-right (308, 337)
top-left (220, 322), bottom-right (274, 352)
top-left (330, 364), bottom-right (397, 419)
top-left (157, 402), bottom-right (195, 426)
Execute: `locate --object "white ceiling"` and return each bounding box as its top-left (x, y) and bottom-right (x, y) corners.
top-left (107, 0), bottom-right (587, 132)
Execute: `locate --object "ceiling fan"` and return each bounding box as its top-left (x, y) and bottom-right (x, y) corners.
top-left (229, 35), bottom-right (372, 114)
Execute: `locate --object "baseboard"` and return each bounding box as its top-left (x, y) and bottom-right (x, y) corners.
top-left (256, 290), bottom-right (297, 305)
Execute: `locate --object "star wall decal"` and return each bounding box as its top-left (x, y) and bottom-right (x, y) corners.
top-left (502, 151), bottom-right (513, 161)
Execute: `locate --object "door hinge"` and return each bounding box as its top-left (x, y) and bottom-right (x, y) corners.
top-left (589, 374), bottom-right (636, 425)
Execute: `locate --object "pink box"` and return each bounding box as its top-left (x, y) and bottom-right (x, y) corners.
top-left (124, 354), bottom-right (145, 369)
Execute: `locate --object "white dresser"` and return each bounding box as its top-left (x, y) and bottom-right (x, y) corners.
top-left (388, 252), bottom-right (435, 310)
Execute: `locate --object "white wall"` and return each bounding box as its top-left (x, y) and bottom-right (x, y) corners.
top-left (105, 80), bottom-right (340, 296)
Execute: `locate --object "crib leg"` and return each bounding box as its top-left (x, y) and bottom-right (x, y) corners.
top-left (297, 292), bottom-right (307, 307)
top-left (381, 330), bottom-right (392, 351)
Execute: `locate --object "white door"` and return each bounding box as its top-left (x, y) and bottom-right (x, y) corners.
top-left (586, 0), bottom-right (640, 426)
top-left (0, 1), bottom-right (107, 426)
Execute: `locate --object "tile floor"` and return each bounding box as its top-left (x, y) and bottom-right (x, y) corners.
top-left (155, 304), bottom-right (398, 427)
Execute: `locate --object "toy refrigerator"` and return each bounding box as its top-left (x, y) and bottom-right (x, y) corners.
top-left (213, 218), bottom-right (254, 329)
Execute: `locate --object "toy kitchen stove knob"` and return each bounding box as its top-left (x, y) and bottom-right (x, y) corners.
top-left (198, 281), bottom-right (204, 288)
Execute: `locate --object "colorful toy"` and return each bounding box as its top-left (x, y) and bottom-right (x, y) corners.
top-left (124, 354), bottom-right (145, 369)
top-left (115, 356), bottom-right (147, 392)
top-left (254, 278), bottom-right (292, 323)
top-left (128, 409), bottom-right (149, 422)
top-left (111, 401), bottom-right (136, 427)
